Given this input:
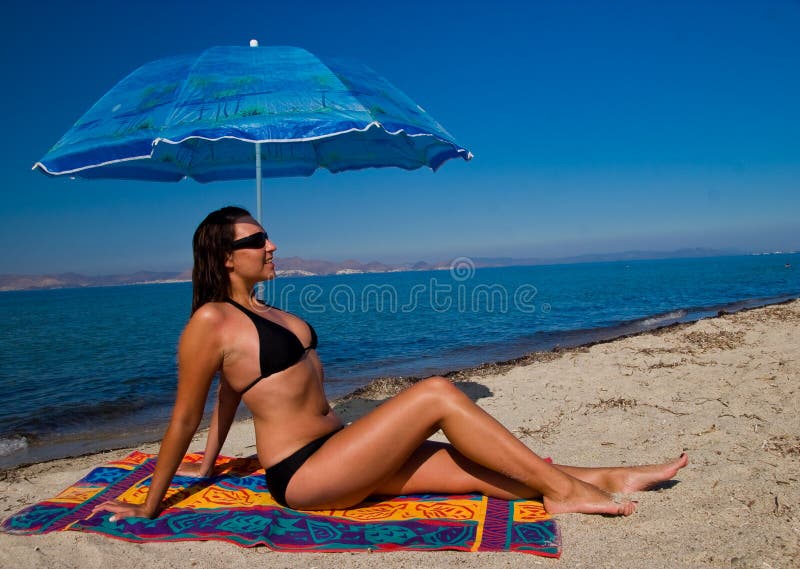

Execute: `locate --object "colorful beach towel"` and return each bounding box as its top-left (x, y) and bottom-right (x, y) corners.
top-left (1, 451), bottom-right (560, 557)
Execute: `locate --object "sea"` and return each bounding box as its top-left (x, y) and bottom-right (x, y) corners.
top-left (1, 253), bottom-right (797, 469)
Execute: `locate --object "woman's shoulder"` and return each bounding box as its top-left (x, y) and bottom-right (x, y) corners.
top-left (187, 301), bottom-right (234, 330)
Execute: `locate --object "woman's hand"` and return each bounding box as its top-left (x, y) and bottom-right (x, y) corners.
top-left (91, 499), bottom-right (155, 522)
top-left (175, 461), bottom-right (212, 478)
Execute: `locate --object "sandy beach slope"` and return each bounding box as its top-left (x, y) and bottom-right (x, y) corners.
top-left (1, 300), bottom-right (798, 568)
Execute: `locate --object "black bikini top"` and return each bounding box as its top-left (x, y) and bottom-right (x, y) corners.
top-left (225, 298), bottom-right (318, 395)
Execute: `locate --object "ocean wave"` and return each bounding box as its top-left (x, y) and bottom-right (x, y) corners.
top-left (640, 310), bottom-right (689, 327)
top-left (1, 394), bottom-right (162, 437)
top-left (0, 435), bottom-right (28, 456)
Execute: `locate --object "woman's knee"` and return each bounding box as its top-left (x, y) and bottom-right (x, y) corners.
top-left (414, 376), bottom-right (462, 401)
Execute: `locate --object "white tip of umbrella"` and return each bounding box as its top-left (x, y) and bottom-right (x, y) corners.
top-left (249, 39), bottom-right (259, 47)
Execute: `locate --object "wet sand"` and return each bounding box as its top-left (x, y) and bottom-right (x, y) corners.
top-left (1, 300), bottom-right (798, 568)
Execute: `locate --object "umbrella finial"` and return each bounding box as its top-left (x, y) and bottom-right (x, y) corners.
top-left (249, 39), bottom-right (259, 47)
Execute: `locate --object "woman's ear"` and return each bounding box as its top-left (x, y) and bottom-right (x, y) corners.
top-left (224, 252), bottom-right (234, 270)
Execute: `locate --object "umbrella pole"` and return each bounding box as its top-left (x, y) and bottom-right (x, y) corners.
top-left (255, 141), bottom-right (263, 224)
top-left (255, 141), bottom-right (265, 301)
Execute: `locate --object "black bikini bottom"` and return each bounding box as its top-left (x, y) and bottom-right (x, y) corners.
top-left (264, 428), bottom-right (343, 507)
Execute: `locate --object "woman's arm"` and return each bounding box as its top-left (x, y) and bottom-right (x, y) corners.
top-left (92, 307), bottom-right (225, 520)
top-left (176, 375), bottom-right (242, 477)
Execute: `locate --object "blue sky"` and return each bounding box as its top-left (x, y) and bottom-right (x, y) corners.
top-left (1, 0), bottom-right (798, 275)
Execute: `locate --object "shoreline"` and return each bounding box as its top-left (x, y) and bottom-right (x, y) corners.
top-left (2, 292), bottom-right (798, 472)
top-left (1, 299), bottom-right (798, 567)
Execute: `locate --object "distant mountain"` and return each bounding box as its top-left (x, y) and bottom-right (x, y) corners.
top-left (0, 271), bottom-right (187, 292)
top-left (0, 247), bottom-right (755, 292)
top-left (275, 256), bottom-right (406, 275)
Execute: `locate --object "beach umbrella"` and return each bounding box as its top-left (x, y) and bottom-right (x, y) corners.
top-left (33, 42), bottom-right (471, 223)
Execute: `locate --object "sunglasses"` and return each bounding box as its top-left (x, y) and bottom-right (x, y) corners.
top-left (231, 231), bottom-right (269, 250)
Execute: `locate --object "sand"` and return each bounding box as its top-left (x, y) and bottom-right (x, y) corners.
top-left (1, 300), bottom-right (798, 569)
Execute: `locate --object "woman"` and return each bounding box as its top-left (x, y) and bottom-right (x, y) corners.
top-left (95, 206), bottom-right (687, 521)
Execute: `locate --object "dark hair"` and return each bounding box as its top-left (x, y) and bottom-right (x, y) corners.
top-left (191, 206), bottom-right (252, 314)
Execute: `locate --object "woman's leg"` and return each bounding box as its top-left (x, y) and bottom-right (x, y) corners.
top-left (287, 377), bottom-right (669, 514)
top-left (372, 440), bottom-right (538, 500)
top-left (373, 444), bottom-right (689, 498)
top-left (553, 455), bottom-right (688, 494)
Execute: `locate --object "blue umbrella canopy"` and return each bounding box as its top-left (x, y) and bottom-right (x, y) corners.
top-left (34, 45), bottom-right (471, 183)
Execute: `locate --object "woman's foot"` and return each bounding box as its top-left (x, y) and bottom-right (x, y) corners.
top-left (543, 478), bottom-right (637, 516)
top-left (605, 453), bottom-right (688, 493)
top-left (557, 453), bottom-right (688, 494)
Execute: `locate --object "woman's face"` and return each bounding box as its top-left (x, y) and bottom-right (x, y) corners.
top-left (228, 216), bottom-right (278, 282)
